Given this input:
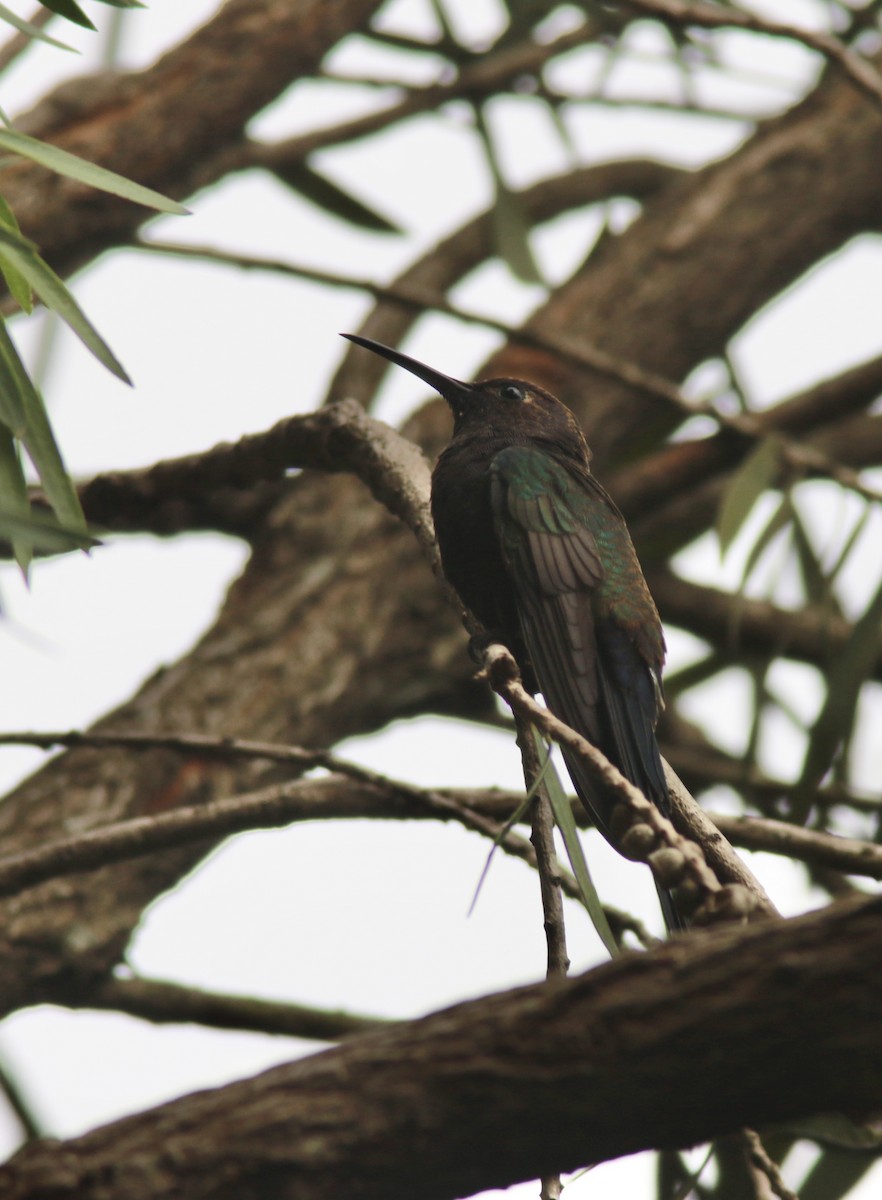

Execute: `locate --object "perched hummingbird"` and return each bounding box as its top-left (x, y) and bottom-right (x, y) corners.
top-left (342, 333), bottom-right (679, 931)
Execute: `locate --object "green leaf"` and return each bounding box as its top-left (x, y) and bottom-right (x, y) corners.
top-left (790, 502), bottom-right (836, 611)
top-left (0, 129), bottom-right (188, 215)
top-left (475, 105), bottom-right (544, 285)
top-left (798, 1148), bottom-right (882, 1200)
top-left (0, 319), bottom-right (29, 435)
top-left (716, 436), bottom-right (780, 556)
top-left (0, 3), bottom-right (76, 49)
top-left (533, 728), bottom-right (619, 957)
top-left (0, 422), bottom-right (32, 571)
top-left (95, 1), bottom-right (146, 8)
top-left (38, 0), bottom-right (95, 30)
top-left (276, 162), bottom-right (401, 234)
top-left (0, 226), bottom-right (130, 383)
top-left (0, 194), bottom-right (33, 313)
top-left (737, 491), bottom-right (792, 591)
top-left (0, 504), bottom-right (99, 555)
top-left (780, 1113), bottom-right (882, 1151)
top-left (467, 790), bottom-right (534, 918)
top-left (0, 319), bottom-right (86, 534)
top-left (794, 564), bottom-right (882, 817)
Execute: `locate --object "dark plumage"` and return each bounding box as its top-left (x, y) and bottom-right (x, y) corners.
top-left (342, 333), bottom-right (679, 931)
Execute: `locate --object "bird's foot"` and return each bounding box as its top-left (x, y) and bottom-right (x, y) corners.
top-left (467, 631), bottom-right (509, 667)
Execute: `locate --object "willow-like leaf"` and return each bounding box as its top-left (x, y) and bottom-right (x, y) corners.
top-left (533, 729), bottom-right (619, 957)
top-left (0, 129), bottom-right (187, 215)
top-left (0, 320), bottom-right (85, 535)
top-left (0, 194), bottom-right (32, 313)
top-left (0, 320), bottom-right (29, 435)
top-left (794, 568), bottom-right (882, 818)
top-left (35, 0), bottom-right (94, 30)
top-left (0, 226), bottom-right (130, 383)
top-left (716, 435), bottom-right (780, 556)
top-left (475, 106), bottom-right (544, 285)
top-left (0, 423), bottom-right (30, 570)
top-left (798, 1149), bottom-right (882, 1200)
top-left (275, 162), bottom-right (401, 234)
top-left (0, 4), bottom-right (74, 50)
top-left (466, 790), bottom-right (534, 918)
top-left (737, 491), bottom-right (792, 592)
top-left (0, 504), bottom-right (99, 554)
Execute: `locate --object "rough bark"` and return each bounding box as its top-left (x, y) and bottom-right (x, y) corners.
top-left (2, 895), bottom-right (881, 1200)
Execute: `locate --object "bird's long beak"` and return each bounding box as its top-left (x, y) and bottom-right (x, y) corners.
top-left (341, 333), bottom-right (474, 413)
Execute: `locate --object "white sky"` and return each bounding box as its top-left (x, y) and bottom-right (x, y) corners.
top-left (0, 2), bottom-right (880, 1197)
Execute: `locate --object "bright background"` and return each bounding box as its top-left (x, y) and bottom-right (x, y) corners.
top-left (0, 1), bottom-right (880, 1196)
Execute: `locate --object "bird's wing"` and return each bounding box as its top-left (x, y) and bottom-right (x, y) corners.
top-left (489, 444), bottom-right (666, 806)
top-left (490, 445), bottom-right (605, 742)
top-left (490, 444), bottom-right (680, 930)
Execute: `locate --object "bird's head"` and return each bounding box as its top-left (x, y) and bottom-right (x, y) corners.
top-left (341, 334), bottom-right (587, 451)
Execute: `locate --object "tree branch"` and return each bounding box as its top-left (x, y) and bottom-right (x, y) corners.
top-left (481, 645), bottom-right (768, 924)
top-left (90, 974), bottom-right (388, 1041)
top-left (3, 894), bottom-right (881, 1200)
top-left (624, 0), bottom-right (882, 111)
top-left (711, 812), bottom-right (882, 882)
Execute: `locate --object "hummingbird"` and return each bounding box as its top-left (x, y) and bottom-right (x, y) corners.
top-left (342, 333), bottom-right (679, 931)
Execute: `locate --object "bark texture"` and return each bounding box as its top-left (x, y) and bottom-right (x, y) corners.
top-left (2, 896), bottom-right (881, 1200)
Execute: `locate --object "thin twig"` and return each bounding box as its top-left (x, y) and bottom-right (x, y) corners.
top-left (91, 975), bottom-right (388, 1041)
top-left (514, 716), bottom-right (567, 1200)
top-left (664, 764), bottom-right (778, 914)
top-left (481, 644), bottom-right (760, 926)
top-left (742, 1128), bottom-right (799, 1200)
top-left (0, 729), bottom-right (653, 934)
top-left (516, 717), bottom-right (569, 979)
top-left (625, 0), bottom-right (882, 112)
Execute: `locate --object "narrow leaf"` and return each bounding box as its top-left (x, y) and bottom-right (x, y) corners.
top-left (19, 383), bottom-right (87, 535)
top-left (0, 321), bottom-right (86, 533)
top-left (716, 436), bottom-right (780, 556)
top-left (533, 729), bottom-right (619, 957)
top-left (37, 0), bottom-right (95, 30)
top-left (798, 1148), bottom-right (881, 1200)
top-left (738, 492), bottom-right (792, 591)
top-left (466, 791), bottom-right (533, 918)
top-left (0, 193), bottom-right (33, 313)
top-left (0, 504), bottom-right (99, 554)
top-left (0, 422), bottom-right (32, 570)
top-left (0, 319), bottom-right (29, 435)
top-left (0, 226), bottom-right (130, 383)
top-left (790, 502), bottom-right (835, 610)
top-left (0, 4), bottom-right (75, 49)
top-left (794, 566), bottom-right (882, 816)
top-left (0, 129), bottom-right (188, 215)
top-left (475, 106), bottom-right (544, 285)
top-left (276, 162), bottom-right (401, 234)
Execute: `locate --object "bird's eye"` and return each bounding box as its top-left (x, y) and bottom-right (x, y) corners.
top-left (501, 384), bottom-right (524, 402)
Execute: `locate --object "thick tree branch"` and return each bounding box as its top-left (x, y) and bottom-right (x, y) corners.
top-left (2, 895), bottom-right (881, 1200)
top-left (6, 0), bottom-right (384, 278)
